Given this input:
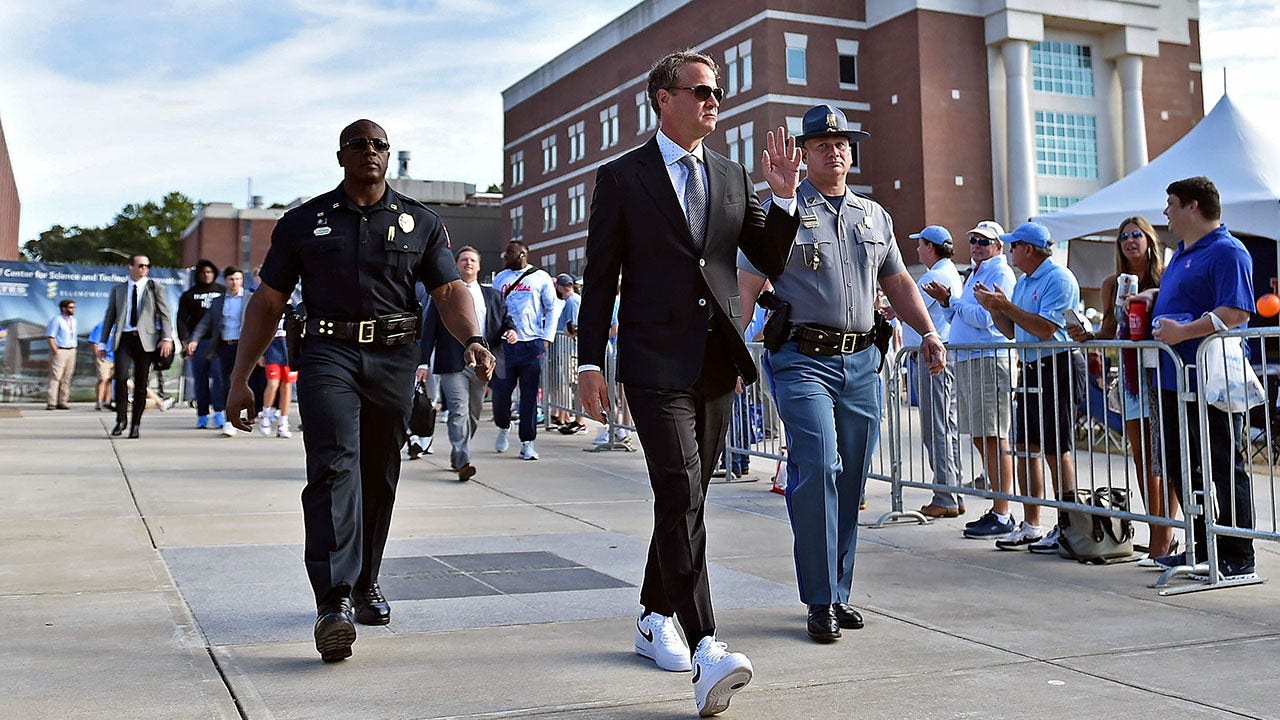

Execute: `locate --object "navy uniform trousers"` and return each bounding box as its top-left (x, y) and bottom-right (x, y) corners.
top-left (297, 337), bottom-right (416, 604)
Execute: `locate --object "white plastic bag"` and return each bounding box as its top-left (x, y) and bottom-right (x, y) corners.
top-left (1200, 312), bottom-right (1265, 413)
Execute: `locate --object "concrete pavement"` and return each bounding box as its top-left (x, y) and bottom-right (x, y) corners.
top-left (2, 403), bottom-right (1278, 719)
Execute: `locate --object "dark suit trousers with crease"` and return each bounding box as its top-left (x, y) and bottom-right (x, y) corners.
top-left (114, 332), bottom-right (152, 426)
top-left (624, 328), bottom-right (738, 641)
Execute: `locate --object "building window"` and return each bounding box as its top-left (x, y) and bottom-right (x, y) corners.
top-left (785, 33), bottom-right (807, 85)
top-left (1035, 111), bottom-right (1098, 178)
top-left (1038, 195), bottom-right (1082, 213)
top-left (540, 254), bottom-right (557, 275)
top-left (1032, 41), bottom-right (1094, 97)
top-left (724, 40), bottom-right (753, 96)
top-left (837, 39), bottom-right (859, 89)
top-left (635, 91), bottom-right (657, 134)
top-left (509, 205), bottom-right (524, 241)
top-left (785, 116), bottom-right (803, 136)
top-left (541, 135), bottom-right (557, 173)
top-left (509, 150), bottom-right (524, 187)
top-left (724, 122), bottom-right (755, 172)
top-left (567, 183), bottom-right (587, 225)
top-left (541, 194), bottom-right (558, 232)
top-left (567, 245), bottom-right (586, 278)
top-left (599, 105), bottom-right (619, 149)
top-left (567, 121), bottom-right (586, 163)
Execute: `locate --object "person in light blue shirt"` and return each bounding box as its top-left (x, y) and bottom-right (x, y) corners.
top-left (974, 222), bottom-right (1081, 555)
top-left (88, 321), bottom-right (115, 410)
top-left (45, 299), bottom-right (79, 409)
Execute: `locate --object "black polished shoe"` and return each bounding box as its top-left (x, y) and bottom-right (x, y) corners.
top-left (806, 604), bottom-right (841, 642)
top-left (314, 596), bottom-right (356, 662)
top-left (353, 582), bottom-right (391, 626)
top-left (834, 603), bottom-right (864, 629)
top-left (111, 421), bottom-right (127, 436)
top-left (128, 425), bottom-right (140, 439)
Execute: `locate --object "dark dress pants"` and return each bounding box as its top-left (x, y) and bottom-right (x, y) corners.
top-left (297, 338), bottom-right (415, 604)
top-left (1159, 390), bottom-right (1255, 566)
top-left (216, 341), bottom-right (266, 415)
top-left (624, 331), bottom-right (737, 641)
top-left (489, 339), bottom-right (543, 442)
top-left (114, 332), bottom-right (152, 427)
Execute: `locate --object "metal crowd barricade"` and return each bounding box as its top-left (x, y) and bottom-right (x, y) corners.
top-left (540, 333), bottom-right (636, 452)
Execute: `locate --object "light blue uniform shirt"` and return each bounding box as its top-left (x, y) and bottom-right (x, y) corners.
top-left (946, 254), bottom-right (1017, 361)
top-left (222, 292), bottom-right (246, 341)
top-left (47, 313), bottom-right (78, 348)
top-left (1009, 256), bottom-right (1079, 362)
top-left (902, 257), bottom-right (961, 347)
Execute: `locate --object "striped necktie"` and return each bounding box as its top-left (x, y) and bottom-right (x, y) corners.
top-left (678, 154), bottom-right (707, 252)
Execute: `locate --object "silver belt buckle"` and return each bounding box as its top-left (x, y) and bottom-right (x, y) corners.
top-left (840, 333), bottom-right (857, 353)
top-left (358, 320), bottom-right (376, 343)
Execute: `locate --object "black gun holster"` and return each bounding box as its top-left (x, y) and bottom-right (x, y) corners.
top-left (757, 290), bottom-right (793, 352)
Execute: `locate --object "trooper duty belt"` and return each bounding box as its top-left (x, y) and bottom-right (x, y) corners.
top-left (304, 312), bottom-right (420, 346)
top-left (789, 323), bottom-right (874, 356)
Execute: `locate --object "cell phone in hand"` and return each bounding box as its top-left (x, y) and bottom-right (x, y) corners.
top-left (1063, 307), bottom-right (1086, 329)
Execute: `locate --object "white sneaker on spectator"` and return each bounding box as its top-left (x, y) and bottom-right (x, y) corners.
top-left (276, 415), bottom-right (292, 438)
top-left (222, 422), bottom-right (236, 437)
top-left (613, 428), bottom-right (630, 443)
top-left (519, 440), bottom-right (539, 460)
top-left (634, 611), bottom-right (691, 672)
top-left (593, 427), bottom-right (610, 445)
top-left (994, 521), bottom-right (1044, 551)
top-left (1028, 525), bottom-right (1062, 554)
top-left (691, 636), bottom-right (753, 717)
top-left (495, 428), bottom-right (510, 453)
top-left (258, 411), bottom-right (274, 436)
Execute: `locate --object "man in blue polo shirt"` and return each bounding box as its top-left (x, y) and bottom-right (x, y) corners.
top-left (1135, 176), bottom-right (1256, 581)
top-left (974, 222), bottom-right (1081, 554)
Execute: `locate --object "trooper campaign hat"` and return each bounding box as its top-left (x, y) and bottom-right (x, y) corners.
top-left (795, 104), bottom-right (871, 144)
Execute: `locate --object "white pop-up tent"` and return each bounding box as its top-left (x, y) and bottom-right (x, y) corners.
top-left (1033, 94), bottom-right (1280, 243)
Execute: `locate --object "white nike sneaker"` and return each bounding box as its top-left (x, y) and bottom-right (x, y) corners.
top-left (634, 611), bottom-right (691, 672)
top-left (495, 427), bottom-right (510, 453)
top-left (222, 422), bottom-right (236, 437)
top-left (258, 411), bottom-right (274, 436)
top-left (519, 440), bottom-right (539, 460)
top-left (276, 415), bottom-right (292, 438)
top-left (691, 636), bottom-right (753, 717)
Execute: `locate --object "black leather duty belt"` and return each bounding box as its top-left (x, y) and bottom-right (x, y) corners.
top-left (305, 312), bottom-right (420, 346)
top-left (790, 323), bottom-right (873, 356)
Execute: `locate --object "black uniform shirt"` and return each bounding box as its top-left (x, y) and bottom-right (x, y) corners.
top-left (259, 183), bottom-right (458, 321)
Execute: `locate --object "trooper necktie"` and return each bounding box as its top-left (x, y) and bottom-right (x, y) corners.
top-left (130, 283), bottom-right (139, 327)
top-left (678, 154), bottom-right (707, 252)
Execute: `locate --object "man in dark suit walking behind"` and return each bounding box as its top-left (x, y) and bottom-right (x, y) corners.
top-left (578, 49), bottom-right (801, 717)
top-left (418, 245), bottom-right (513, 481)
top-left (97, 254), bottom-right (175, 438)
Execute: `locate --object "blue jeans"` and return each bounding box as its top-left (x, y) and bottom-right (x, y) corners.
top-left (770, 341), bottom-right (880, 605)
top-left (720, 392), bottom-right (751, 474)
top-left (190, 338), bottom-right (222, 417)
top-left (489, 340), bottom-right (543, 442)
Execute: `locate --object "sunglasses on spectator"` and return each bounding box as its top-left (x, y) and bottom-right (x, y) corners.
top-left (666, 85), bottom-right (725, 102)
top-left (342, 137), bottom-right (390, 152)
top-left (1118, 231), bottom-right (1145, 240)
top-left (969, 236), bottom-right (996, 247)
top-left (134, 263), bottom-right (150, 268)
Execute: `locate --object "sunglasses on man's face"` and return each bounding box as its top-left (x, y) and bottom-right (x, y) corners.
top-left (1118, 231), bottom-right (1145, 240)
top-left (666, 84), bottom-right (725, 103)
top-left (342, 137), bottom-right (390, 152)
top-left (134, 263), bottom-right (150, 268)
top-left (969, 236), bottom-right (996, 247)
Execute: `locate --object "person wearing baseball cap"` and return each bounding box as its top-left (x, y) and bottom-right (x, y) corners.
top-left (904, 225), bottom-right (965, 519)
top-left (739, 102), bottom-right (946, 643)
top-left (973, 221), bottom-right (1082, 556)
top-left (551, 273), bottom-right (587, 435)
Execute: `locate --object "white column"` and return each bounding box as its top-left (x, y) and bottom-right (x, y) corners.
top-left (1002, 40), bottom-right (1035, 227)
top-left (1116, 54), bottom-right (1149, 175)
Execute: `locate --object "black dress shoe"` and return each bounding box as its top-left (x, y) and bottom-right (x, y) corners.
top-left (353, 581), bottom-right (391, 626)
top-left (834, 603), bottom-right (864, 630)
top-left (807, 604), bottom-right (841, 642)
top-left (111, 421), bottom-right (127, 436)
top-left (128, 426), bottom-right (140, 439)
top-left (314, 596), bottom-right (356, 662)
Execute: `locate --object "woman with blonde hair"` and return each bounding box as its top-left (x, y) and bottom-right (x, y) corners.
top-left (1070, 215), bottom-right (1179, 558)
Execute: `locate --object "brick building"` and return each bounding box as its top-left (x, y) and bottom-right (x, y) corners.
top-left (0, 112), bottom-right (19, 260)
top-left (501, 0), bottom-right (1203, 270)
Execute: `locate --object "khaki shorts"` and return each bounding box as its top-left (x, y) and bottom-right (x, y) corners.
top-left (955, 355), bottom-right (1016, 437)
top-left (95, 356), bottom-right (115, 381)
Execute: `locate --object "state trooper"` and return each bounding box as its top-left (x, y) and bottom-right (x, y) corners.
top-left (225, 119), bottom-right (495, 663)
top-left (738, 104), bottom-right (944, 642)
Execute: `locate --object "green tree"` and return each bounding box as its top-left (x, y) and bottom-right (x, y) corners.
top-left (23, 192), bottom-right (203, 266)
top-left (486, 183), bottom-right (502, 193)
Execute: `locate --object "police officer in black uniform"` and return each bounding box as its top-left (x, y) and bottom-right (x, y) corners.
top-left (225, 119), bottom-right (495, 663)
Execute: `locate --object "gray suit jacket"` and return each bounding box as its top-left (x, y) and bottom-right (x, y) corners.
top-left (190, 290), bottom-right (254, 358)
top-left (101, 279), bottom-right (175, 352)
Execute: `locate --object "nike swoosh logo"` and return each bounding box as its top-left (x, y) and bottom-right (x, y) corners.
top-left (637, 621), bottom-right (653, 643)
top-left (691, 664), bottom-right (701, 684)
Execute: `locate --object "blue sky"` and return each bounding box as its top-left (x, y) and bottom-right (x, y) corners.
top-left (1, 0), bottom-right (1276, 246)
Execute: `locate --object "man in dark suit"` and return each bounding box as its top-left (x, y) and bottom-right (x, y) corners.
top-left (418, 245), bottom-right (513, 481)
top-left (577, 49), bottom-right (801, 717)
top-left (97, 254), bottom-right (175, 438)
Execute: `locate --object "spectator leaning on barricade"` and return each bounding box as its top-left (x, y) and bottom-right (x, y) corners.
top-left (88, 321), bottom-right (115, 411)
top-left (974, 222), bottom-right (1082, 554)
top-left (905, 225), bottom-right (966, 518)
top-left (1067, 215), bottom-right (1179, 560)
top-left (45, 299), bottom-right (78, 410)
top-left (552, 272), bottom-right (587, 435)
top-left (177, 259), bottom-right (226, 429)
top-left (933, 221), bottom-right (1021, 540)
top-left (1136, 176), bottom-right (1256, 581)
top-left (491, 240), bottom-right (561, 461)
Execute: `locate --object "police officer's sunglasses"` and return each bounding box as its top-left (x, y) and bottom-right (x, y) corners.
top-left (665, 85), bottom-right (725, 102)
top-left (969, 236), bottom-right (996, 246)
top-left (342, 137), bottom-right (390, 152)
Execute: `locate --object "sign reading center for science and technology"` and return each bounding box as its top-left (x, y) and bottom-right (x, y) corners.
top-left (0, 261), bottom-right (190, 400)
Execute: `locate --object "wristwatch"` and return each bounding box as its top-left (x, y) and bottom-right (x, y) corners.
top-left (466, 335), bottom-right (489, 350)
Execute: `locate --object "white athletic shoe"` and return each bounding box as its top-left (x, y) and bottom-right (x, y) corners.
top-left (276, 416), bottom-right (292, 438)
top-left (593, 427), bottom-right (610, 445)
top-left (258, 411), bottom-right (274, 436)
top-left (994, 521), bottom-right (1045, 551)
top-left (519, 440), bottom-right (539, 460)
top-left (222, 422), bottom-right (236, 437)
top-left (634, 612), bottom-right (691, 672)
top-left (691, 636), bottom-right (753, 717)
top-left (495, 427), bottom-right (510, 453)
